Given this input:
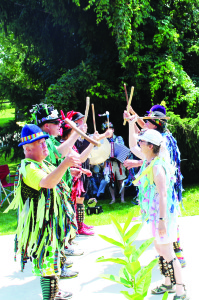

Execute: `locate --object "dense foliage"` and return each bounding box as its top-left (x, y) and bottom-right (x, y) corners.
top-left (0, 0), bottom-right (199, 181)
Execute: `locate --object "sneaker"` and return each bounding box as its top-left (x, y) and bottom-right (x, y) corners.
top-left (83, 223), bottom-right (94, 229)
top-left (78, 227), bottom-right (95, 236)
top-left (173, 294), bottom-right (189, 300)
top-left (55, 290), bottom-right (73, 300)
top-left (64, 248), bottom-right (84, 256)
top-left (69, 240), bottom-right (79, 246)
top-left (151, 284), bottom-right (176, 294)
top-left (63, 260), bottom-right (73, 268)
top-left (60, 267), bottom-right (79, 279)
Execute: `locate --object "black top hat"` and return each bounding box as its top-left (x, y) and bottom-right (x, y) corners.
top-left (30, 103), bottom-right (60, 126)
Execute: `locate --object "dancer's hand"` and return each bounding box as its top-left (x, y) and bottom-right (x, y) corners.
top-left (104, 128), bottom-right (113, 138)
top-left (128, 106), bottom-right (137, 116)
top-left (64, 152), bottom-right (82, 168)
top-left (82, 168), bottom-right (92, 177)
top-left (79, 123), bottom-right (88, 133)
top-left (70, 168), bottom-right (82, 178)
top-left (93, 131), bottom-right (100, 141)
top-left (123, 110), bottom-right (138, 123)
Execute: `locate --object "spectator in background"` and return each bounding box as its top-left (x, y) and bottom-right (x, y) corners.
top-left (101, 121), bottom-right (126, 204)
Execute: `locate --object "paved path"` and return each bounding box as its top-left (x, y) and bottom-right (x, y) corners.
top-left (0, 216), bottom-right (197, 300)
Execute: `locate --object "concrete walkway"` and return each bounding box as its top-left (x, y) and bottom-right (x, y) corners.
top-left (0, 216), bottom-right (197, 300)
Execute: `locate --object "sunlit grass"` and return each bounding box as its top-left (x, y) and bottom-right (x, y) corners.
top-left (1, 178), bottom-right (198, 232)
top-left (1, 184), bottom-right (198, 236)
top-left (0, 102), bottom-right (15, 126)
top-left (181, 184), bottom-right (199, 216)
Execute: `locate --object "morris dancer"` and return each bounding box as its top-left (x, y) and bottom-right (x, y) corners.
top-left (4, 124), bottom-right (81, 300)
top-left (124, 113), bottom-right (188, 299)
top-left (61, 110), bottom-right (112, 235)
top-left (30, 103), bottom-right (84, 275)
top-left (127, 104), bottom-right (185, 269)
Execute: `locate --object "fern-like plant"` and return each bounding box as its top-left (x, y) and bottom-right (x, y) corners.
top-left (97, 211), bottom-right (168, 300)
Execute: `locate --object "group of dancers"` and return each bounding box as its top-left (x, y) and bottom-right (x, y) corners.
top-left (5, 100), bottom-right (188, 300)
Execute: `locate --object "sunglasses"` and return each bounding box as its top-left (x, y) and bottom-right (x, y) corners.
top-left (138, 139), bottom-right (146, 143)
top-left (49, 121), bottom-right (60, 125)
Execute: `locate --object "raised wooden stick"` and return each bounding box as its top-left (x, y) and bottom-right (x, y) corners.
top-left (64, 118), bottom-right (100, 147)
top-left (124, 84), bottom-right (128, 104)
top-left (138, 116), bottom-right (170, 120)
top-left (123, 86), bottom-right (134, 125)
top-left (84, 97), bottom-right (90, 123)
top-left (91, 103), bottom-right (96, 132)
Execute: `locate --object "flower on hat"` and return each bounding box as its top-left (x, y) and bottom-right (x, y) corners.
top-left (30, 103), bottom-right (60, 125)
top-left (102, 122), bottom-right (114, 131)
top-left (67, 111), bottom-right (78, 120)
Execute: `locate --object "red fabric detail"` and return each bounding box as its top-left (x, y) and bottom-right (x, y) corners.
top-left (119, 163), bottom-right (122, 175)
top-left (72, 145), bottom-right (78, 153)
top-left (60, 110), bottom-right (65, 120)
top-left (63, 123), bottom-right (72, 130)
top-left (71, 178), bottom-right (85, 204)
top-left (67, 111), bottom-right (79, 120)
top-left (109, 162), bottom-right (115, 182)
top-left (60, 110), bottom-right (79, 131)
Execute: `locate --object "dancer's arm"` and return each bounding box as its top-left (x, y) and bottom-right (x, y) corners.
top-left (153, 164), bottom-right (167, 237)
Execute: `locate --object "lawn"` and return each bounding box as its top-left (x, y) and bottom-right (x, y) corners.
top-left (0, 183), bottom-right (199, 235)
top-left (0, 102), bottom-right (15, 126)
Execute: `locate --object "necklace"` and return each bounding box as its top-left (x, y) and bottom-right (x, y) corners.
top-left (145, 156), bottom-right (156, 167)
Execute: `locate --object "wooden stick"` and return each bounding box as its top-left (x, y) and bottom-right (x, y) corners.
top-left (91, 103), bottom-right (96, 132)
top-left (123, 86), bottom-right (134, 125)
top-left (124, 84), bottom-right (128, 104)
top-left (64, 118), bottom-right (101, 147)
top-left (138, 116), bottom-right (170, 120)
top-left (84, 97), bottom-right (90, 123)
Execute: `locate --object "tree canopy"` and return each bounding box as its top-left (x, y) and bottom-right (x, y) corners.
top-left (0, 0), bottom-right (199, 181)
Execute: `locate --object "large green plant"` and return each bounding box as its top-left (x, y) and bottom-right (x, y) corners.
top-left (97, 211), bottom-right (168, 300)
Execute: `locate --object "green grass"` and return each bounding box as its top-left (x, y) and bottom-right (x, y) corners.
top-left (0, 184), bottom-right (199, 235)
top-left (181, 184), bottom-right (199, 216)
top-left (0, 102), bottom-right (15, 126)
top-left (85, 184), bottom-right (199, 225)
top-left (0, 207), bottom-right (17, 235)
top-left (84, 197), bottom-right (140, 226)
